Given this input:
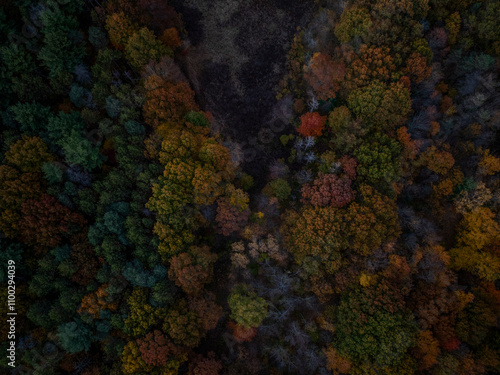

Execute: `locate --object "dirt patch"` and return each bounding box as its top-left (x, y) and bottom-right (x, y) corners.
top-left (170, 0), bottom-right (315, 184)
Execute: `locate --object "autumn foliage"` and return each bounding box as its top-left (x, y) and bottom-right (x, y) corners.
top-left (297, 112), bottom-right (327, 137)
top-left (168, 246), bottom-right (217, 295)
top-left (301, 173), bottom-right (355, 207)
top-left (304, 52), bottom-right (345, 100)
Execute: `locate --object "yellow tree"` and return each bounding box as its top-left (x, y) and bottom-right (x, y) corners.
top-left (450, 207), bottom-right (500, 281)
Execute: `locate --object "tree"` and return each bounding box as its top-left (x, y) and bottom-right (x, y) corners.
top-left (162, 301), bottom-right (203, 347)
top-left (327, 106), bottom-right (366, 154)
top-left (297, 112), bottom-right (326, 138)
top-left (227, 321), bottom-right (258, 343)
top-left (450, 207), bottom-right (500, 281)
top-left (334, 6), bottom-right (372, 44)
top-left (324, 346), bottom-right (352, 374)
top-left (105, 12), bottom-right (137, 50)
top-left (215, 197), bottom-right (250, 236)
top-left (122, 259), bottom-right (167, 288)
top-left (124, 288), bottom-right (166, 338)
top-left (10, 101), bottom-right (51, 134)
top-left (88, 26), bottom-right (108, 48)
top-left (301, 173), bottom-right (355, 208)
top-left (342, 45), bottom-right (396, 91)
top-left (0, 165), bottom-right (43, 238)
top-left (335, 282), bottom-right (416, 367)
top-left (187, 352), bottom-right (223, 375)
top-left (161, 27), bottom-right (182, 49)
top-left (453, 181), bottom-right (492, 214)
top-left (91, 48), bottom-right (122, 106)
top-left (168, 245), bottom-right (217, 295)
top-left (38, 6), bottom-right (85, 78)
top-left (19, 194), bottom-right (86, 250)
top-left (413, 330), bottom-right (441, 370)
top-left (345, 184), bottom-right (400, 255)
top-left (397, 126), bottom-right (421, 161)
top-left (478, 149), bottom-right (500, 176)
top-left (121, 340), bottom-right (152, 374)
top-left (282, 206), bottom-right (346, 274)
top-left (188, 293), bottom-right (223, 331)
top-left (143, 77), bottom-right (198, 128)
top-left (417, 146), bottom-right (455, 175)
top-left (60, 130), bottom-right (102, 171)
top-left (228, 284), bottom-right (268, 328)
top-left (404, 52), bottom-right (432, 84)
top-left (46, 110), bottom-right (84, 143)
top-left (347, 80), bottom-right (411, 131)
top-left (4, 136), bottom-right (54, 172)
top-left (304, 52), bottom-right (345, 100)
top-left (70, 232), bottom-right (100, 285)
top-left (354, 133), bottom-right (402, 185)
top-left (192, 166), bottom-right (224, 206)
top-left (57, 319), bottom-right (92, 354)
top-left (339, 155), bottom-right (358, 180)
top-left (136, 330), bottom-right (183, 367)
top-left (199, 139), bottom-right (232, 172)
top-left (125, 27), bottom-right (171, 70)
top-left (79, 284), bottom-right (117, 318)
top-left (268, 178), bottom-right (292, 202)
top-left (475, 1), bottom-right (500, 56)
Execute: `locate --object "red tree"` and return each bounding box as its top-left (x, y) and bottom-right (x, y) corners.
top-left (227, 321), bottom-right (258, 343)
top-left (187, 352), bottom-right (223, 375)
top-left (301, 173), bottom-right (355, 207)
top-left (136, 330), bottom-right (182, 367)
top-left (19, 194), bottom-right (86, 251)
top-left (339, 155), bottom-right (358, 180)
top-left (70, 231), bottom-right (100, 285)
top-left (304, 52), bottom-right (345, 100)
top-left (297, 112), bottom-right (326, 137)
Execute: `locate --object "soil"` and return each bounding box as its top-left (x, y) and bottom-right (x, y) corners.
top-left (170, 0), bottom-right (315, 185)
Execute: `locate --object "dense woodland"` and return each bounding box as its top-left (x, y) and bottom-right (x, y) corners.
top-left (1, 0), bottom-right (500, 374)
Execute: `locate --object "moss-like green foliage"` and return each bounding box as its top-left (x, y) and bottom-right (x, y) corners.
top-left (336, 282), bottom-right (416, 367)
top-left (269, 178), bottom-right (291, 202)
top-left (228, 284), bottom-right (268, 328)
top-left (57, 319), bottom-right (93, 353)
top-left (354, 133), bottom-right (402, 185)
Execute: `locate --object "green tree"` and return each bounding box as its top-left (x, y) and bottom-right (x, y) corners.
top-left (38, 6), bottom-right (85, 78)
top-left (336, 282), bottom-right (416, 367)
top-left (60, 130), bottom-right (102, 171)
top-left (228, 284), bottom-right (268, 328)
top-left (10, 102), bottom-right (51, 135)
top-left (57, 319), bottom-right (93, 353)
top-left (334, 6), bottom-right (372, 44)
top-left (347, 80), bottom-right (411, 132)
top-left (327, 106), bottom-right (366, 154)
top-left (354, 133), bottom-right (402, 185)
top-left (125, 28), bottom-right (171, 70)
top-left (268, 178), bottom-right (291, 202)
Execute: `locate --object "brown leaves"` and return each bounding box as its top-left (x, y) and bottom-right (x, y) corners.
top-left (301, 173), bottom-right (355, 208)
top-left (168, 245), bottom-right (217, 295)
top-left (19, 194), bottom-right (86, 251)
top-left (297, 112), bottom-right (326, 138)
top-left (304, 52), bottom-right (345, 100)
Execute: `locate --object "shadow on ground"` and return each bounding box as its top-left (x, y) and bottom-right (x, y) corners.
top-left (170, 0), bottom-right (315, 184)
